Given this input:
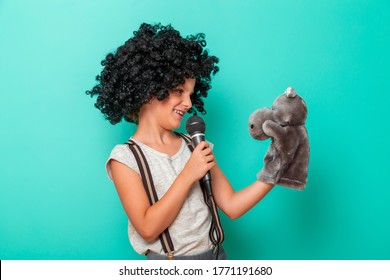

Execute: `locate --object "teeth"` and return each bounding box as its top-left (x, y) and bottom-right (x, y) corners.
top-left (174, 110), bottom-right (184, 116)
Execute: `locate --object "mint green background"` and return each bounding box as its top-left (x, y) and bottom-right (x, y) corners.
top-left (1, 0), bottom-right (389, 260)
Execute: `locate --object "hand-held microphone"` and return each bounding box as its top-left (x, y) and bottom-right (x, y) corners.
top-left (186, 115), bottom-right (213, 197)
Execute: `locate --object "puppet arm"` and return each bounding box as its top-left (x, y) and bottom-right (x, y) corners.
top-left (257, 120), bottom-right (291, 184)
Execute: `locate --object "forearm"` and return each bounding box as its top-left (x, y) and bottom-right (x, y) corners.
top-left (138, 170), bottom-right (196, 242)
top-left (211, 163), bottom-right (275, 219)
top-left (132, 142), bottom-right (215, 242)
top-left (225, 181), bottom-right (274, 219)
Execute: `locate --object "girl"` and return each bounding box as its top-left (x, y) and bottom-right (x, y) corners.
top-left (87, 23), bottom-right (274, 260)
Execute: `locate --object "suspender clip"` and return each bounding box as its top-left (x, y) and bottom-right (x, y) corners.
top-left (167, 251), bottom-right (175, 260)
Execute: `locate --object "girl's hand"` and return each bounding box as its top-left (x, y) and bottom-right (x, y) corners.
top-left (183, 141), bottom-right (215, 183)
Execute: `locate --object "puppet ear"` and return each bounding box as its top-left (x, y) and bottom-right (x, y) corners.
top-left (285, 86), bottom-right (297, 98)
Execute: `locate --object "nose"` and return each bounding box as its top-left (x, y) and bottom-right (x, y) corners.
top-left (182, 93), bottom-right (192, 109)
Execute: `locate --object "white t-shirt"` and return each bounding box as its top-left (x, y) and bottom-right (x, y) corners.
top-left (106, 137), bottom-right (213, 256)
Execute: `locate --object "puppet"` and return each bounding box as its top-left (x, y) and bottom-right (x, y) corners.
top-left (248, 87), bottom-right (309, 190)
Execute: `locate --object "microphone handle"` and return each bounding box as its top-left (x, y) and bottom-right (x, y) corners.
top-left (191, 133), bottom-right (213, 196)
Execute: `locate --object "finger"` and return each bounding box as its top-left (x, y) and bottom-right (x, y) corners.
top-left (205, 154), bottom-right (215, 163)
top-left (201, 147), bottom-right (213, 156)
top-left (195, 141), bottom-right (209, 150)
top-left (206, 161), bottom-right (216, 170)
top-left (193, 143), bottom-right (204, 153)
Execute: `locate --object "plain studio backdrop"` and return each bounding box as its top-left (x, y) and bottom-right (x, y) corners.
top-left (1, 0), bottom-right (389, 260)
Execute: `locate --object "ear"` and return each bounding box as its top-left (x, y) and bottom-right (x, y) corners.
top-left (285, 86), bottom-right (297, 98)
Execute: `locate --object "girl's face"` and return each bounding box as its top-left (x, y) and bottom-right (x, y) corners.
top-left (147, 77), bottom-right (195, 130)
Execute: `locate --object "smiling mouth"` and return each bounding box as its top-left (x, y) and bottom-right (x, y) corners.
top-left (174, 109), bottom-right (185, 117)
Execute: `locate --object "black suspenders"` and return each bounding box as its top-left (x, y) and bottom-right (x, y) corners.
top-left (125, 133), bottom-right (224, 260)
top-left (177, 133), bottom-right (225, 247)
top-left (125, 140), bottom-right (175, 259)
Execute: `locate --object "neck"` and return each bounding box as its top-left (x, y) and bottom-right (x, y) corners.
top-left (134, 116), bottom-right (175, 145)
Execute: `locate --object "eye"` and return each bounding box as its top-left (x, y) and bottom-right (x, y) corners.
top-left (174, 89), bottom-right (183, 95)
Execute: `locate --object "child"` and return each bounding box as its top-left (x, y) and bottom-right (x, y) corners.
top-left (86, 23), bottom-right (274, 260)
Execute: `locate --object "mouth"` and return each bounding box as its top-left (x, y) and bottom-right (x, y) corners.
top-left (249, 128), bottom-right (268, 140)
top-left (174, 109), bottom-right (185, 118)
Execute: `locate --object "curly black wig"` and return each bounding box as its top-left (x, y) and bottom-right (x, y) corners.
top-left (86, 23), bottom-right (219, 124)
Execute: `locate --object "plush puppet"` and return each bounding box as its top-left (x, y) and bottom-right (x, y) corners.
top-left (248, 87), bottom-right (309, 190)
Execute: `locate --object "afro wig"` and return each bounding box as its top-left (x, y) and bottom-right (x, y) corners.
top-left (86, 23), bottom-right (219, 124)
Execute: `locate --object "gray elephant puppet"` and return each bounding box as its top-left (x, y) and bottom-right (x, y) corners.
top-left (248, 87), bottom-right (310, 190)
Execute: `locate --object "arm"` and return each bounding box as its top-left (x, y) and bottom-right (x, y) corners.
top-left (262, 120), bottom-right (288, 139)
top-left (110, 141), bottom-right (215, 242)
top-left (211, 162), bottom-right (274, 220)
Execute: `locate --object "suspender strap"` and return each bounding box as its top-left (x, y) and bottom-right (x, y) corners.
top-left (125, 140), bottom-right (175, 260)
top-left (176, 132), bottom-right (225, 246)
top-left (125, 133), bottom-right (224, 259)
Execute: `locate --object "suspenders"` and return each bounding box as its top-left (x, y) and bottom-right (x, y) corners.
top-left (177, 133), bottom-right (225, 247)
top-left (125, 132), bottom-right (224, 260)
top-left (125, 140), bottom-right (175, 259)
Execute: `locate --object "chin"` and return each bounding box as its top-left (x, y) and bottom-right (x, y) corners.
top-left (163, 121), bottom-right (181, 131)
top-left (172, 123), bottom-right (181, 130)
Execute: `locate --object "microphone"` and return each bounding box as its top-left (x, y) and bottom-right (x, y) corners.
top-left (186, 115), bottom-right (213, 197)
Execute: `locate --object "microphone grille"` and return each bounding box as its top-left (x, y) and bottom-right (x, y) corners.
top-left (186, 115), bottom-right (206, 135)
